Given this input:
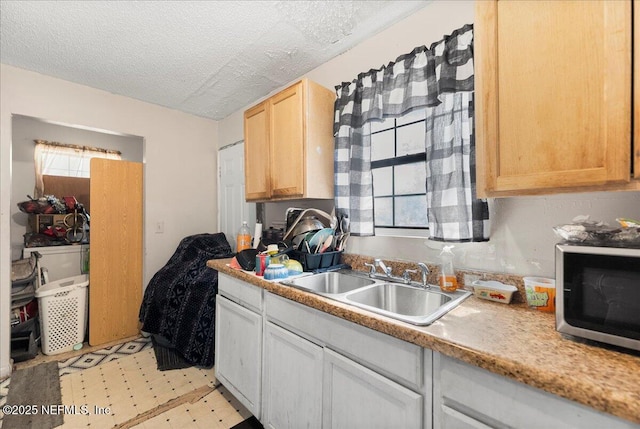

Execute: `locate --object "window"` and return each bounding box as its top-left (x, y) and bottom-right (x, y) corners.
top-left (371, 108), bottom-right (428, 229)
top-left (334, 24), bottom-right (488, 240)
top-left (43, 151), bottom-right (93, 178)
top-left (34, 140), bottom-right (121, 198)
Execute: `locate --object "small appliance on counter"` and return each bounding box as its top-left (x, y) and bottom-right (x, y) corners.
top-left (555, 243), bottom-right (640, 352)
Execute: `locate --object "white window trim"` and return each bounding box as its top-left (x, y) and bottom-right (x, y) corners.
top-left (375, 227), bottom-right (430, 239)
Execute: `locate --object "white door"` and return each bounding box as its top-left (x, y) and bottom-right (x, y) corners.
top-left (218, 142), bottom-right (255, 252)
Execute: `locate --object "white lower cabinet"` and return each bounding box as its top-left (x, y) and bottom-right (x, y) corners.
top-left (433, 352), bottom-right (638, 429)
top-left (263, 292), bottom-right (424, 429)
top-left (323, 348), bottom-right (422, 429)
top-left (215, 294), bottom-right (262, 418)
top-left (215, 275), bottom-right (635, 429)
top-left (438, 405), bottom-right (494, 429)
top-left (262, 322), bottom-right (323, 429)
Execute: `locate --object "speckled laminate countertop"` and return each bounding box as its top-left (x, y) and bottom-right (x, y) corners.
top-left (207, 258), bottom-right (640, 425)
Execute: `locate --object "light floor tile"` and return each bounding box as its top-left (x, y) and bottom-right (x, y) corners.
top-left (3, 342), bottom-right (252, 429)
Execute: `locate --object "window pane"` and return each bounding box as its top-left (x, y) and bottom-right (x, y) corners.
top-left (374, 197), bottom-right (393, 226)
top-left (371, 129), bottom-right (395, 161)
top-left (371, 117), bottom-right (395, 133)
top-left (46, 168), bottom-right (67, 177)
top-left (69, 156), bottom-right (83, 176)
top-left (372, 167), bottom-right (393, 196)
top-left (394, 162), bottom-right (426, 195)
top-left (45, 157), bottom-right (68, 174)
top-left (396, 108), bottom-right (427, 125)
top-left (395, 196), bottom-right (428, 227)
top-left (78, 158), bottom-right (91, 177)
top-left (397, 121), bottom-right (425, 156)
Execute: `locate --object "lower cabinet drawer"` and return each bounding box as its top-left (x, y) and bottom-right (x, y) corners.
top-left (219, 273), bottom-right (263, 312)
top-left (434, 353), bottom-right (637, 429)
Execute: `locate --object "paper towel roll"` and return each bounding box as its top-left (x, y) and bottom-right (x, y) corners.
top-left (253, 223), bottom-right (262, 248)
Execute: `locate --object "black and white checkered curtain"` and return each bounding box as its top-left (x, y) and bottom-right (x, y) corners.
top-left (333, 24), bottom-right (489, 241)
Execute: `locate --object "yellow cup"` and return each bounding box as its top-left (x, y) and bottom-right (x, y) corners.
top-left (271, 254), bottom-right (289, 265)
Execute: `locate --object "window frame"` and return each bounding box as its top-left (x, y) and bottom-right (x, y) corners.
top-left (371, 114), bottom-right (429, 232)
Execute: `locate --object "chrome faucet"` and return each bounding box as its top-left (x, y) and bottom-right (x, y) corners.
top-left (375, 259), bottom-right (392, 277)
top-left (364, 259), bottom-right (431, 288)
top-left (364, 259), bottom-right (394, 279)
top-left (417, 262), bottom-right (430, 289)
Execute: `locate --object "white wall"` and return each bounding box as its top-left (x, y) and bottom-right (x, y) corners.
top-left (1, 64), bottom-right (219, 378)
top-left (217, 0), bottom-right (640, 276)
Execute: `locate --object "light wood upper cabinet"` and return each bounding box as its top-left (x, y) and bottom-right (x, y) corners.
top-left (244, 101), bottom-right (270, 201)
top-left (476, 0), bottom-right (639, 197)
top-left (635, 0), bottom-right (640, 180)
top-left (244, 78), bottom-right (335, 202)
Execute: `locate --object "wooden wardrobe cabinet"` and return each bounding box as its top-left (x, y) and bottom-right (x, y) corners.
top-left (244, 78), bottom-right (335, 202)
top-left (475, 0), bottom-right (640, 197)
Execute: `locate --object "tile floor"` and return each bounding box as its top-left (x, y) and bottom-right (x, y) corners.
top-left (1, 338), bottom-right (252, 429)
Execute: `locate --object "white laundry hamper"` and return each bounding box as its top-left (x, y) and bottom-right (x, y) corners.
top-left (35, 274), bottom-right (89, 355)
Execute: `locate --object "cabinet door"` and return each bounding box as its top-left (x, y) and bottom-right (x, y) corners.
top-left (476, 0), bottom-right (632, 196)
top-left (269, 81), bottom-right (305, 199)
top-left (323, 348), bottom-right (422, 429)
top-left (215, 295), bottom-right (262, 417)
top-left (635, 0), bottom-right (640, 180)
top-left (244, 101), bottom-right (271, 201)
top-left (89, 158), bottom-right (142, 346)
top-left (438, 405), bottom-right (494, 429)
top-left (262, 322), bottom-right (322, 429)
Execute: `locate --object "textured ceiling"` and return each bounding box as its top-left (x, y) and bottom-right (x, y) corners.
top-left (0, 1), bottom-right (429, 120)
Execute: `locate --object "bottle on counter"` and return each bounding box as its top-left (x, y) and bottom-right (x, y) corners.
top-left (236, 221), bottom-right (252, 253)
top-left (438, 245), bottom-right (458, 292)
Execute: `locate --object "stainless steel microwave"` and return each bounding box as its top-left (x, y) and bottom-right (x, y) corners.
top-left (556, 244), bottom-right (640, 352)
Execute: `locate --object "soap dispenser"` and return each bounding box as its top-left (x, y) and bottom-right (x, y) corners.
top-left (438, 245), bottom-right (458, 292)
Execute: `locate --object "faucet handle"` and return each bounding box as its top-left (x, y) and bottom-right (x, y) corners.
top-left (375, 258), bottom-right (392, 276)
top-left (402, 269), bottom-right (417, 284)
top-left (364, 262), bottom-right (376, 275)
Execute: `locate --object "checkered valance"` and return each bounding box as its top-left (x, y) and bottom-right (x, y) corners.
top-left (334, 24), bottom-right (489, 241)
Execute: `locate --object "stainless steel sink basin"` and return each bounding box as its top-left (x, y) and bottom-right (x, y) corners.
top-left (279, 270), bottom-right (471, 326)
top-left (344, 283), bottom-right (451, 316)
top-left (343, 283), bottom-right (471, 325)
top-left (281, 271), bottom-right (376, 295)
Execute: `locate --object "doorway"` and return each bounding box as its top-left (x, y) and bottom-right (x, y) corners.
top-left (9, 115), bottom-right (145, 353)
top-left (218, 142), bottom-right (255, 252)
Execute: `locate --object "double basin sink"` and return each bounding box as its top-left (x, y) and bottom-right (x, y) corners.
top-left (280, 270), bottom-right (471, 326)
